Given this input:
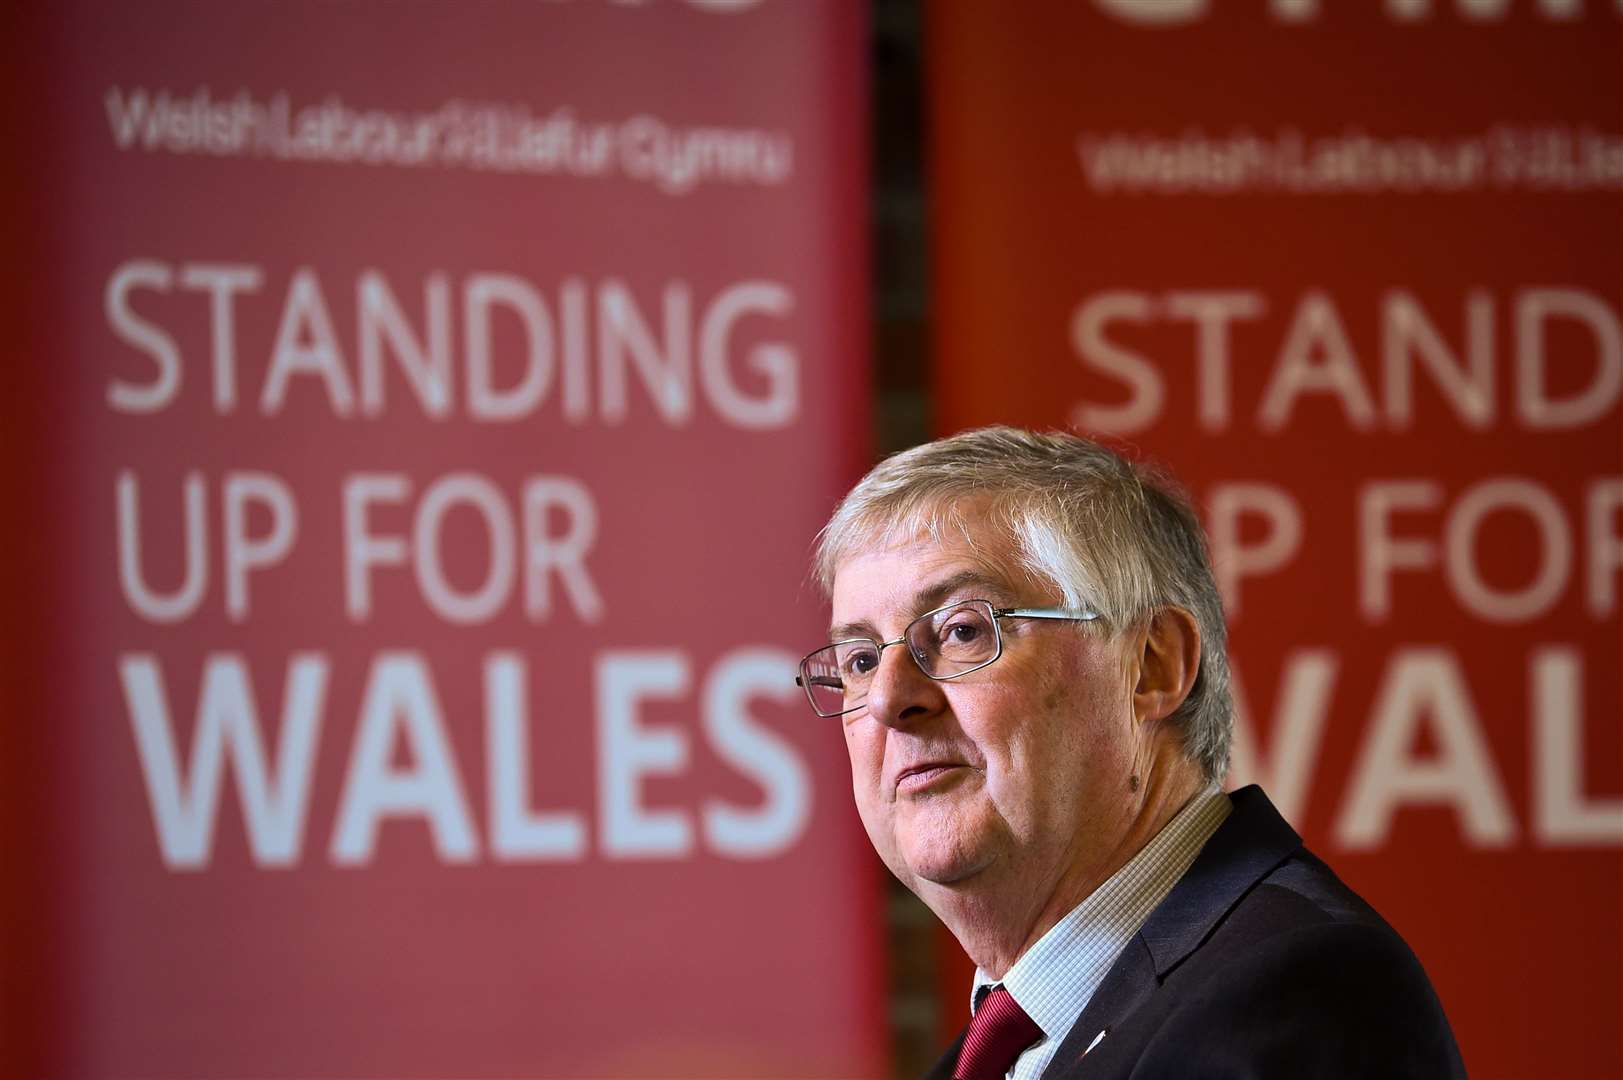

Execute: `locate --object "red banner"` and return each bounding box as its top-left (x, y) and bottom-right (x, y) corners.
top-left (14, 2), bottom-right (881, 1076)
top-left (930, 3), bottom-right (1622, 1077)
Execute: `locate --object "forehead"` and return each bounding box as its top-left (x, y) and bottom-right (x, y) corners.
top-left (828, 517), bottom-right (1029, 630)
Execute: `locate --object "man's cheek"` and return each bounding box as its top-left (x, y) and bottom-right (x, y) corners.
top-left (852, 792), bottom-right (898, 871)
top-left (842, 725), bottom-right (873, 777)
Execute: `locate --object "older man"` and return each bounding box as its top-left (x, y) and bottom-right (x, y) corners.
top-left (800, 428), bottom-right (1463, 1079)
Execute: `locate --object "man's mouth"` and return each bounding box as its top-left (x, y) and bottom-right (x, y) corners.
top-left (895, 763), bottom-right (967, 794)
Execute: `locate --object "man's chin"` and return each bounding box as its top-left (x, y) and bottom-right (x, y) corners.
top-left (898, 838), bottom-right (996, 887)
top-left (911, 862), bottom-right (985, 887)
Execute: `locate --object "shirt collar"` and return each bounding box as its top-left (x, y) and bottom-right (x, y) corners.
top-left (971, 786), bottom-right (1232, 1044)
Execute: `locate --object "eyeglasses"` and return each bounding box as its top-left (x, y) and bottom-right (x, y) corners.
top-left (795, 599), bottom-right (1100, 718)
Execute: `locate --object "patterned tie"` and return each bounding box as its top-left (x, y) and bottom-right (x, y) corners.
top-left (954, 986), bottom-right (1044, 1080)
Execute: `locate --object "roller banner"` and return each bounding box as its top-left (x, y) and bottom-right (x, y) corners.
top-left (9, 2), bottom-right (881, 1077)
top-left (929, 3), bottom-right (1622, 1077)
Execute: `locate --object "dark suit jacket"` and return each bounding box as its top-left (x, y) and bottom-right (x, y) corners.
top-left (925, 786), bottom-right (1466, 1079)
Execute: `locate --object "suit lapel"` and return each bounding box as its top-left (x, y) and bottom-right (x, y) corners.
top-left (1037, 935), bottom-right (1155, 1079)
top-left (1037, 787), bottom-right (1302, 1079)
top-left (1135, 786), bottom-right (1299, 978)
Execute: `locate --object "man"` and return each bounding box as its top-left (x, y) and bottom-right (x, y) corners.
top-left (800, 427), bottom-right (1464, 1079)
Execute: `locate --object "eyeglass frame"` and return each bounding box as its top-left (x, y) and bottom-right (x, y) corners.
top-left (795, 598), bottom-right (1101, 718)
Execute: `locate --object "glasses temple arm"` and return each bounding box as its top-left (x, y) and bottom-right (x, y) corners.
top-left (996, 606), bottom-right (1099, 621)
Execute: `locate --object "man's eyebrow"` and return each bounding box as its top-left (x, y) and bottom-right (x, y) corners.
top-left (913, 569), bottom-right (1014, 612)
top-left (826, 568), bottom-right (1014, 642)
top-left (826, 618), bottom-right (877, 643)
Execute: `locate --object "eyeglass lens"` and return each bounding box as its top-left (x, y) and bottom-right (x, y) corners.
top-left (800, 600), bottom-right (1001, 716)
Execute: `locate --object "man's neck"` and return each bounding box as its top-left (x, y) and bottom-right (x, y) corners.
top-left (934, 764), bottom-right (1207, 980)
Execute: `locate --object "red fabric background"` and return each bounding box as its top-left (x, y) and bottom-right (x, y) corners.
top-left (929, 3), bottom-right (1622, 1076)
top-left (16, 3), bottom-right (883, 1076)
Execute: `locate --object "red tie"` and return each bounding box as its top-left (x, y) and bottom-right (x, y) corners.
top-left (954, 986), bottom-right (1043, 1080)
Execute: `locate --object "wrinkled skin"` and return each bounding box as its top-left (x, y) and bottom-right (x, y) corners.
top-left (830, 519), bottom-right (1203, 977)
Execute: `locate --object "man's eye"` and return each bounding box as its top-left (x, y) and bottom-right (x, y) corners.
top-left (936, 617), bottom-right (986, 648)
top-left (843, 650), bottom-right (879, 675)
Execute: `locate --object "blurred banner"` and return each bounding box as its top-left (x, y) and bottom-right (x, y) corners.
top-left (930, 2), bottom-right (1621, 1077)
top-left (12, 2), bottom-right (879, 1077)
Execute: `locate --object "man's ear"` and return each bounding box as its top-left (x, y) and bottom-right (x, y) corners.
top-left (1133, 606), bottom-right (1201, 726)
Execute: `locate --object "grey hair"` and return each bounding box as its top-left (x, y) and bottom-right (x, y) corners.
top-left (813, 426), bottom-right (1232, 783)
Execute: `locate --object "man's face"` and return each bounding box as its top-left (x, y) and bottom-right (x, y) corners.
top-left (829, 515), bottom-right (1144, 903)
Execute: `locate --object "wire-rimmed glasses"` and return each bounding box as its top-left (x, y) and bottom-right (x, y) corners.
top-left (795, 599), bottom-right (1099, 718)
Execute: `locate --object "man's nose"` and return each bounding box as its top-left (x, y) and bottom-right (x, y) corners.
top-left (863, 644), bottom-right (945, 728)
